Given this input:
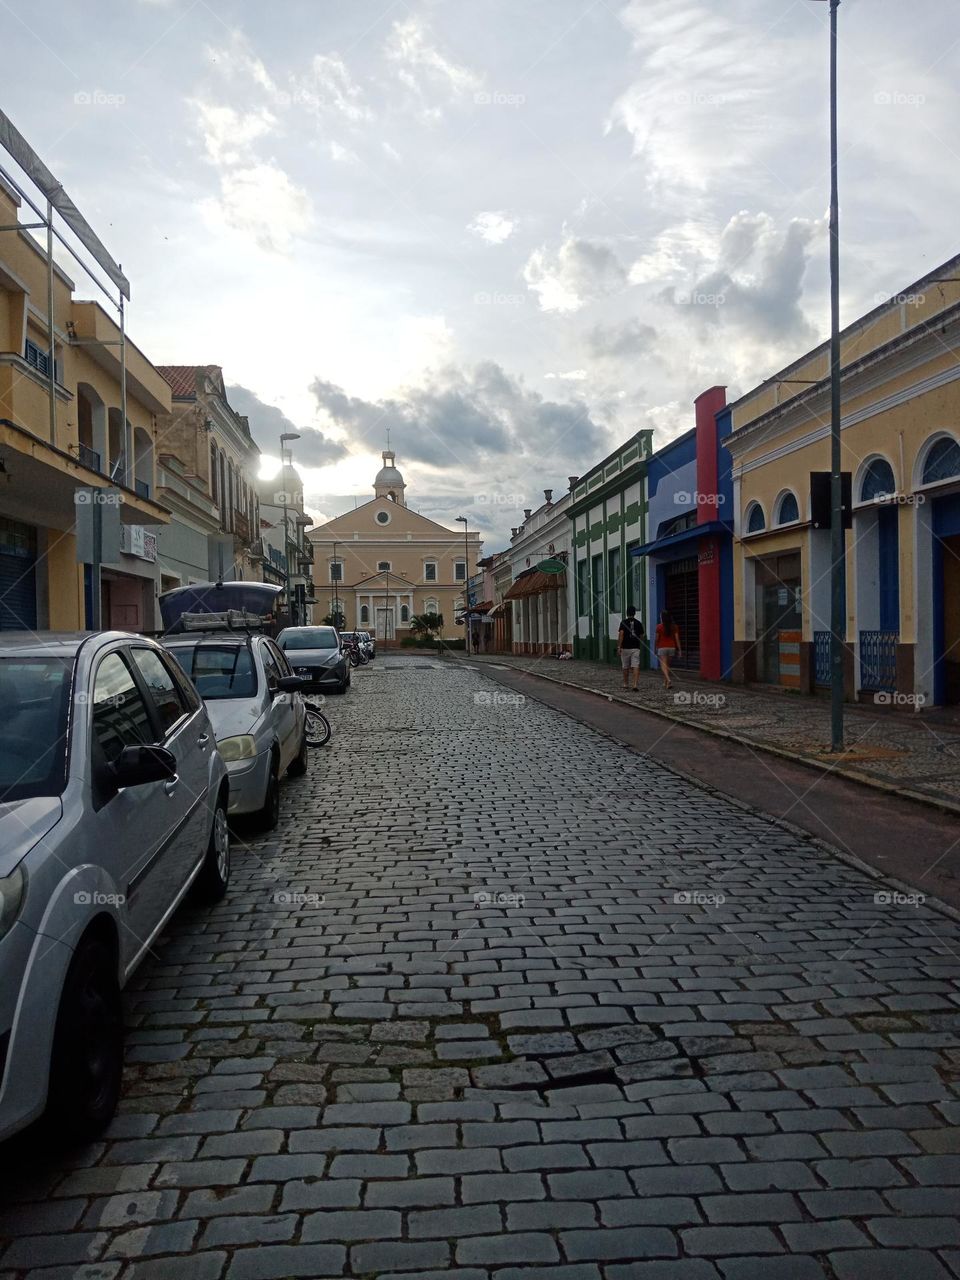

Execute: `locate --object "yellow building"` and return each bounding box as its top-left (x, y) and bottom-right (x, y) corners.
top-left (0, 170), bottom-right (170, 631)
top-left (725, 254), bottom-right (960, 707)
top-left (308, 451), bottom-right (481, 643)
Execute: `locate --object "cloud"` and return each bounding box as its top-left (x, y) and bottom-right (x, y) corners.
top-left (309, 361), bottom-right (609, 470)
top-left (588, 318), bottom-right (658, 359)
top-left (385, 16), bottom-right (483, 121)
top-left (523, 237), bottom-right (631, 314)
top-left (467, 211), bottom-right (515, 245)
top-left (296, 53), bottom-right (372, 123)
top-left (665, 211), bottom-right (822, 343)
top-left (191, 100), bottom-right (277, 167)
top-left (227, 383), bottom-right (347, 467)
top-left (544, 369), bottom-right (588, 381)
top-left (203, 162), bottom-right (312, 252)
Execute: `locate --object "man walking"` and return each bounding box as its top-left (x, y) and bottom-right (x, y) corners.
top-left (617, 605), bottom-right (645, 691)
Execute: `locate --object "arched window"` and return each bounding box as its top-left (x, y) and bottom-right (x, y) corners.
top-left (860, 458), bottom-right (897, 503)
top-left (424, 597), bottom-right (438, 615)
top-left (775, 492), bottom-right (800, 525)
top-left (922, 436), bottom-right (960, 486)
top-left (400, 604), bottom-right (409, 622)
top-left (360, 604), bottom-right (369, 624)
top-left (745, 503), bottom-right (765, 534)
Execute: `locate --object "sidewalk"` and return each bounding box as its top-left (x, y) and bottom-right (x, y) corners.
top-left (464, 652), bottom-right (960, 815)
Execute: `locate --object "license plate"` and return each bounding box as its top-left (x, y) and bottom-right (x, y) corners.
top-left (297, 668), bottom-right (311, 676)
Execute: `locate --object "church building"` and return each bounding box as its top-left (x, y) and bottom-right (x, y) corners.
top-left (308, 451), bottom-right (482, 643)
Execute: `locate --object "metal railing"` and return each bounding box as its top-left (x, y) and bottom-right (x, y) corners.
top-left (134, 478), bottom-right (149, 499)
top-left (813, 631), bottom-right (831, 687)
top-left (859, 630), bottom-right (898, 692)
top-left (77, 442), bottom-right (101, 472)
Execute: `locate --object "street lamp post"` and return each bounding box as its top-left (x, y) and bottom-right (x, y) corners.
top-left (456, 516), bottom-right (470, 656)
top-left (279, 432), bottom-right (300, 627)
top-left (825, 0), bottom-right (844, 751)
top-left (332, 537), bottom-right (340, 627)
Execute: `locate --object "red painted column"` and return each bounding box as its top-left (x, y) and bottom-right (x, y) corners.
top-left (695, 385), bottom-right (727, 681)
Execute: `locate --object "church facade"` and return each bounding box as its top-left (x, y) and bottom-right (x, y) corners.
top-left (308, 451), bottom-right (482, 643)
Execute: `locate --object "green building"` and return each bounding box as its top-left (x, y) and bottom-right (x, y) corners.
top-left (567, 430), bottom-right (654, 663)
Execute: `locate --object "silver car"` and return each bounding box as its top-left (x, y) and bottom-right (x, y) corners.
top-left (163, 632), bottom-right (307, 828)
top-left (0, 631), bottom-right (229, 1144)
top-left (277, 625), bottom-right (351, 693)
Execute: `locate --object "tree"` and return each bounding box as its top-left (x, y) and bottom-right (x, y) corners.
top-left (322, 611), bottom-right (346, 628)
top-left (409, 612), bottom-right (444, 646)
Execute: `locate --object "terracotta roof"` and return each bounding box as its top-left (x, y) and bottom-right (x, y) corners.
top-left (504, 569), bottom-right (565, 600)
top-left (156, 365), bottom-right (216, 398)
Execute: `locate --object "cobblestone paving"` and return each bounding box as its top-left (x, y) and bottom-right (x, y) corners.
top-left (3, 655), bottom-right (960, 1279)
top-left (469, 653), bottom-right (960, 807)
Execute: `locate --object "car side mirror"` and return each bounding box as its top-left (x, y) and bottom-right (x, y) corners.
top-left (112, 745), bottom-right (177, 788)
top-left (276, 675), bottom-right (306, 693)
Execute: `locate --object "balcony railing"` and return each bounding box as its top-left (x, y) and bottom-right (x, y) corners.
top-left (860, 630), bottom-right (898, 692)
top-left (78, 443), bottom-right (101, 473)
top-left (134, 479), bottom-right (150, 499)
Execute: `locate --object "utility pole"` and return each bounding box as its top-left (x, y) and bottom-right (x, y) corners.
top-left (332, 537), bottom-right (340, 627)
top-left (827, 0), bottom-right (845, 751)
top-left (456, 515), bottom-right (470, 655)
top-left (279, 432), bottom-right (300, 626)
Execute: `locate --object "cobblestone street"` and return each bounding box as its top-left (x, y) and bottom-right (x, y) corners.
top-left (4, 654), bottom-right (960, 1280)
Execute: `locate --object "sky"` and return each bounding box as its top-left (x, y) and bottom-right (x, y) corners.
top-left (4, 0), bottom-right (959, 550)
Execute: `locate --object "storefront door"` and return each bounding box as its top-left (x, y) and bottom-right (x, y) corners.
top-left (0, 518), bottom-right (37, 631)
top-left (664, 556), bottom-right (700, 671)
top-left (754, 552), bottom-right (803, 686)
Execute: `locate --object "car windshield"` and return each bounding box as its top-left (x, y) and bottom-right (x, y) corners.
top-left (279, 629), bottom-right (339, 651)
top-left (0, 656), bottom-right (72, 802)
top-left (169, 643), bottom-right (258, 699)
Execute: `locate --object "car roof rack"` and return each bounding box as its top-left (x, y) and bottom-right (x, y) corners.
top-left (180, 610), bottom-right (265, 634)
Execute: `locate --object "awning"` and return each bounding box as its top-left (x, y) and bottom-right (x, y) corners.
top-left (487, 601), bottom-right (508, 617)
top-left (630, 520), bottom-right (729, 558)
top-left (504, 568), bottom-right (538, 600)
top-left (505, 569), bottom-right (566, 599)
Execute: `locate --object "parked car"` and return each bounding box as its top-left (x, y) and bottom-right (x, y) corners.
top-left (277, 626), bottom-right (351, 693)
top-left (163, 629), bottom-right (307, 829)
top-left (0, 631), bottom-right (230, 1144)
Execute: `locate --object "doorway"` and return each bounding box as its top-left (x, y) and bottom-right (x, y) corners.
top-left (663, 556), bottom-right (700, 671)
top-left (754, 552), bottom-right (803, 686)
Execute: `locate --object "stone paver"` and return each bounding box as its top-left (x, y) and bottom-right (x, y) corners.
top-left (468, 651), bottom-right (960, 808)
top-left (2, 655), bottom-right (960, 1279)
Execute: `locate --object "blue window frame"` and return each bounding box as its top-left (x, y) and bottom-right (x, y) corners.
top-left (746, 503), bottom-right (765, 534)
top-left (860, 458), bottom-right (897, 503)
top-left (922, 437), bottom-right (960, 486)
top-left (877, 506), bottom-right (900, 632)
top-left (776, 492), bottom-right (800, 525)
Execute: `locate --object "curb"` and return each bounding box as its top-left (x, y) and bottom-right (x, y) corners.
top-left (467, 658), bottom-right (960, 927)
top-left (463, 657), bottom-right (960, 822)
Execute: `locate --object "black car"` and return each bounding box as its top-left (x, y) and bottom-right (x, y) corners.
top-left (277, 626), bottom-right (350, 693)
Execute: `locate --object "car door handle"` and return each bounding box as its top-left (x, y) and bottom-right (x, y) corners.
top-left (164, 776), bottom-right (180, 796)
top-left (197, 733), bottom-right (210, 747)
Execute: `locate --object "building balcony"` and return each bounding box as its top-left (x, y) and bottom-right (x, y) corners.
top-left (232, 510), bottom-right (250, 542)
top-left (77, 442), bottom-right (101, 472)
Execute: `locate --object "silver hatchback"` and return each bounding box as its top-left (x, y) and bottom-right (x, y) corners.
top-left (0, 631), bottom-right (229, 1144)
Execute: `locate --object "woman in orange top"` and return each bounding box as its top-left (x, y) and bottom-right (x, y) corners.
top-left (654, 609), bottom-right (682, 690)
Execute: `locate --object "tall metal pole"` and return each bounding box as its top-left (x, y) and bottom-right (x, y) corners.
top-left (281, 443), bottom-right (290, 625)
top-left (46, 199), bottom-right (56, 448)
top-left (333, 537), bottom-right (339, 626)
top-left (828, 0), bottom-right (845, 752)
top-left (120, 287), bottom-right (128, 488)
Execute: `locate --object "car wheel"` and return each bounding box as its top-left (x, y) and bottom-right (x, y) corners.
top-left (287, 729), bottom-right (309, 777)
top-left (45, 934), bottom-right (123, 1145)
top-left (253, 755), bottom-right (281, 831)
top-left (194, 795), bottom-right (230, 902)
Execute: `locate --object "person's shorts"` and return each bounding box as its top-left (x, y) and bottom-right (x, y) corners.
top-left (656, 646), bottom-right (676, 659)
top-left (620, 648), bottom-right (640, 670)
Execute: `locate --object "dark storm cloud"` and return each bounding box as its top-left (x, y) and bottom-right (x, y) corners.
top-left (588, 318), bottom-right (658, 359)
top-left (310, 361), bottom-right (609, 469)
top-left (227, 383), bottom-right (346, 466)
